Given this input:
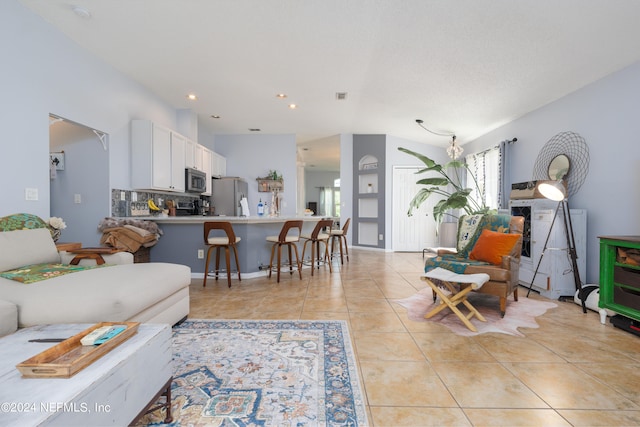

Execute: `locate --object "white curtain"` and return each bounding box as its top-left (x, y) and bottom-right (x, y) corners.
top-left (466, 145), bottom-right (501, 210)
top-left (318, 187), bottom-right (333, 216)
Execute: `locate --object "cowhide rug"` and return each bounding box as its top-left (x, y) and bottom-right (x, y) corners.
top-left (395, 288), bottom-right (557, 337)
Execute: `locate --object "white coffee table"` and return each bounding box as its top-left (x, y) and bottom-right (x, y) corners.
top-left (0, 323), bottom-right (173, 426)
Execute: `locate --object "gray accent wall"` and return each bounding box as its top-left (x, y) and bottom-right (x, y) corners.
top-left (352, 135), bottom-right (386, 249)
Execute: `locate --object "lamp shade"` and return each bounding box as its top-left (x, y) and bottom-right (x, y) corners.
top-left (537, 180), bottom-right (567, 201)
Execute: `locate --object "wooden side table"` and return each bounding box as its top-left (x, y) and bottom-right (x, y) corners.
top-left (55, 242), bottom-right (82, 252)
top-left (67, 247), bottom-right (123, 265)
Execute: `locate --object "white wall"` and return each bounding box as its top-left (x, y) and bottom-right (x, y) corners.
top-left (214, 134), bottom-right (298, 216)
top-left (339, 134), bottom-right (354, 245)
top-left (304, 170), bottom-right (340, 211)
top-left (1, 0), bottom-right (179, 219)
top-left (49, 121), bottom-right (109, 245)
top-left (463, 61), bottom-right (640, 284)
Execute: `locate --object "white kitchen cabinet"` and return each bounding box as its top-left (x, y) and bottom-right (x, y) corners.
top-left (131, 120), bottom-right (186, 192)
top-left (169, 132), bottom-right (186, 192)
top-left (510, 198), bottom-right (587, 300)
top-left (202, 147), bottom-right (212, 196)
top-left (185, 139), bottom-right (208, 173)
top-left (211, 151), bottom-right (226, 177)
top-left (184, 139), bottom-right (197, 170)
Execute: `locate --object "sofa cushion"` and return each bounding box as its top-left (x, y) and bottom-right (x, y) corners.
top-left (469, 229), bottom-right (521, 265)
top-left (0, 262), bottom-right (190, 327)
top-left (0, 228), bottom-right (60, 272)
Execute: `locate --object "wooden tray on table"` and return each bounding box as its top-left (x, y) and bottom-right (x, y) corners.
top-left (16, 322), bottom-right (139, 378)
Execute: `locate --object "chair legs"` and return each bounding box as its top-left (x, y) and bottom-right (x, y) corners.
top-left (203, 244), bottom-right (241, 288)
top-left (268, 242), bottom-right (302, 282)
top-left (302, 239), bottom-right (332, 276)
top-left (330, 235), bottom-right (349, 265)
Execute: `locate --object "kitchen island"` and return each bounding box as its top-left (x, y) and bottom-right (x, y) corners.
top-left (146, 216), bottom-right (331, 277)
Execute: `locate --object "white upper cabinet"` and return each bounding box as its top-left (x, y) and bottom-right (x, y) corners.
top-left (211, 151), bottom-right (227, 177)
top-left (169, 132), bottom-right (186, 192)
top-left (184, 139), bottom-right (197, 170)
top-left (202, 147), bottom-right (212, 196)
top-left (131, 120), bottom-right (186, 192)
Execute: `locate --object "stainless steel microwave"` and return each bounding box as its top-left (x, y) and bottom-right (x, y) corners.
top-left (185, 168), bottom-right (206, 193)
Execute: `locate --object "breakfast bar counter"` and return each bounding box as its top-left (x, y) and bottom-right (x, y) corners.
top-left (145, 216), bottom-right (331, 277)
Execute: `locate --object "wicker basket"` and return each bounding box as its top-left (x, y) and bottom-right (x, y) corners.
top-left (133, 246), bottom-right (150, 263)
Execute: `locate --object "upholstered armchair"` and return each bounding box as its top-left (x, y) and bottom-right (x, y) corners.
top-left (424, 214), bottom-right (525, 317)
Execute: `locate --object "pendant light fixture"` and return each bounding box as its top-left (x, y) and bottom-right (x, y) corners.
top-left (446, 135), bottom-right (463, 160)
top-left (415, 119), bottom-right (461, 159)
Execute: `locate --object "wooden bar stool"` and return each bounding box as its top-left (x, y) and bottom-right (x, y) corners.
top-left (266, 220), bottom-right (303, 283)
top-left (203, 221), bottom-right (241, 288)
top-left (329, 217), bottom-right (350, 264)
top-left (301, 219), bottom-right (333, 276)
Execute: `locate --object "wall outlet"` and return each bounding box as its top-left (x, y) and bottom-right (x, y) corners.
top-left (379, 234), bottom-right (384, 241)
top-left (197, 249), bottom-right (204, 259)
top-left (120, 191), bottom-right (126, 201)
top-left (74, 193), bottom-right (82, 204)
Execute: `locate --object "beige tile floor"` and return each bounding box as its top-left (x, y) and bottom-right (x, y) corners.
top-left (188, 249), bottom-right (640, 427)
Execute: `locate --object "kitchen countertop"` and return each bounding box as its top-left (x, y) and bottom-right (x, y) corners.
top-left (127, 215), bottom-right (329, 224)
top-left (136, 215), bottom-right (339, 275)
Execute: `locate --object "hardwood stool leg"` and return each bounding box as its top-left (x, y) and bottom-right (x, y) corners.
top-left (421, 278), bottom-right (486, 332)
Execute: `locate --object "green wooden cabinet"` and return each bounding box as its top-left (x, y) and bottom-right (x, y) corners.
top-left (599, 236), bottom-right (640, 322)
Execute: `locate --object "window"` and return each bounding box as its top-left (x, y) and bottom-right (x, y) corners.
top-left (466, 145), bottom-right (501, 210)
top-left (319, 186), bottom-right (340, 217)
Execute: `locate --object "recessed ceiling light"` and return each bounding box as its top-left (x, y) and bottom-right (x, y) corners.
top-left (276, 93), bottom-right (287, 99)
top-left (186, 93), bottom-right (198, 101)
top-left (210, 115), bottom-right (221, 119)
top-left (72, 6), bottom-right (91, 19)
top-left (249, 128), bottom-right (261, 132)
top-left (288, 104), bottom-right (297, 109)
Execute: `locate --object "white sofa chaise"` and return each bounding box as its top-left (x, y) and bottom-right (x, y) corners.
top-left (0, 214), bottom-right (190, 336)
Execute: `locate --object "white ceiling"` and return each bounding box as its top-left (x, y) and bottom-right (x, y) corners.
top-left (21, 0), bottom-right (640, 172)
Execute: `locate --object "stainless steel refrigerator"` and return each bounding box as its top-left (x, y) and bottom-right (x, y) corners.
top-left (211, 177), bottom-right (249, 216)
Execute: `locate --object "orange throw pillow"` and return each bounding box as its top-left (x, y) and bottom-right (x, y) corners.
top-left (469, 229), bottom-right (521, 265)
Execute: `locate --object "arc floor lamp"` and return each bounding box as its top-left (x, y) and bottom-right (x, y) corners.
top-left (525, 180), bottom-right (587, 313)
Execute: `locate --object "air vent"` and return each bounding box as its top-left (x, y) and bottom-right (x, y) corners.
top-left (335, 92), bottom-right (348, 100)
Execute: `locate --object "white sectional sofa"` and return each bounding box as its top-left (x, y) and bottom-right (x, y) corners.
top-left (0, 214), bottom-right (190, 336)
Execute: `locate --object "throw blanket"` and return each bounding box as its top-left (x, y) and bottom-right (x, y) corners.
top-left (0, 213), bottom-right (47, 232)
top-left (0, 263), bottom-right (105, 284)
top-left (423, 267), bottom-right (490, 290)
top-left (100, 226), bottom-right (158, 253)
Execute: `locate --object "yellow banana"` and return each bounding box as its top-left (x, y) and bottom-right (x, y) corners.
top-left (148, 199), bottom-right (160, 211)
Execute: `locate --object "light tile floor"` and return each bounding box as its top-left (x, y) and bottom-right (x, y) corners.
top-left (188, 249), bottom-right (640, 426)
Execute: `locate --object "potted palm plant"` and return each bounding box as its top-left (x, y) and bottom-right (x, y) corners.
top-left (398, 147), bottom-right (494, 226)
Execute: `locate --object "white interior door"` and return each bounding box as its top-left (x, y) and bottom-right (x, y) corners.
top-left (392, 166), bottom-right (437, 251)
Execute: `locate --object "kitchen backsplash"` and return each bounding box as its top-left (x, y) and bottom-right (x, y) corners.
top-left (111, 189), bottom-right (201, 217)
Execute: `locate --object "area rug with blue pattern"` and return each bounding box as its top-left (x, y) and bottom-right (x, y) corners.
top-left (137, 319), bottom-right (368, 426)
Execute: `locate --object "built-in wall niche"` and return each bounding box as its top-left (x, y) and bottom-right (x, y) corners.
top-left (359, 174), bottom-right (377, 193)
top-left (353, 135), bottom-right (385, 249)
top-left (358, 155), bottom-right (378, 171)
top-left (358, 222), bottom-right (378, 246)
top-left (358, 198), bottom-right (378, 218)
